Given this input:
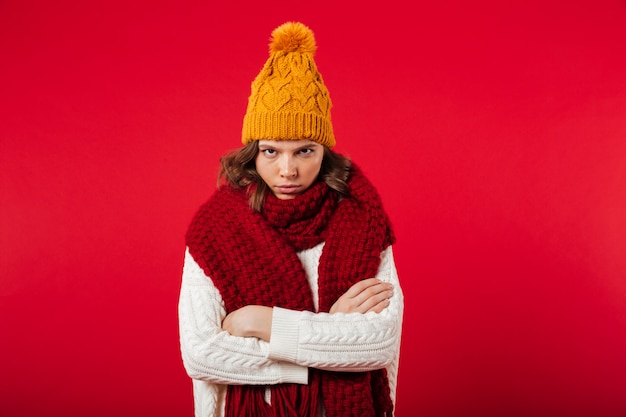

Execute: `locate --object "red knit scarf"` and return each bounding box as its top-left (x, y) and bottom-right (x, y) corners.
top-left (186, 164), bottom-right (395, 417)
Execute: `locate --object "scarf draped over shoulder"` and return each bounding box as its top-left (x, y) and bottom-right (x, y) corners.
top-left (186, 164), bottom-right (395, 417)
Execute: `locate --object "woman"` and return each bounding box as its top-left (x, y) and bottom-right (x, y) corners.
top-left (178, 22), bottom-right (404, 417)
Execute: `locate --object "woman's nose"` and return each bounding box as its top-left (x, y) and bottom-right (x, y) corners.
top-left (280, 156), bottom-right (297, 177)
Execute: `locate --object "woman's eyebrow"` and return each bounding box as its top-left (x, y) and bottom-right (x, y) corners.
top-left (259, 144), bottom-right (318, 151)
top-left (294, 143), bottom-right (318, 151)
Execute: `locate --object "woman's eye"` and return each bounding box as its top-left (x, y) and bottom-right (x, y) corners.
top-left (262, 149), bottom-right (276, 156)
top-left (298, 148), bottom-right (313, 155)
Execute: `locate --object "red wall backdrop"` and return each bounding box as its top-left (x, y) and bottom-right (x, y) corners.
top-left (1, 1), bottom-right (626, 416)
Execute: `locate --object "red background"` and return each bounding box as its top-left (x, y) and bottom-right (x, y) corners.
top-left (2, 1), bottom-right (626, 416)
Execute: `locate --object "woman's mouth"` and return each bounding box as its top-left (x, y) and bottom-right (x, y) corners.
top-left (275, 185), bottom-right (300, 195)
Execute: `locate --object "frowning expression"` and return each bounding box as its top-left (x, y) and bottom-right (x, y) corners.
top-left (255, 139), bottom-right (324, 200)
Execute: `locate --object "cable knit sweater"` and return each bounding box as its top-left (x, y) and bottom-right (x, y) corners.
top-left (178, 242), bottom-right (404, 417)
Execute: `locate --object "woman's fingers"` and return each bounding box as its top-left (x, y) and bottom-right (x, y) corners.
top-left (330, 278), bottom-right (393, 314)
top-left (357, 284), bottom-right (393, 313)
top-left (341, 278), bottom-right (381, 298)
top-left (351, 280), bottom-right (393, 313)
top-left (366, 297), bottom-right (392, 314)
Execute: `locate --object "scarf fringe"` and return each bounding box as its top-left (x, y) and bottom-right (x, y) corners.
top-left (226, 381), bottom-right (320, 417)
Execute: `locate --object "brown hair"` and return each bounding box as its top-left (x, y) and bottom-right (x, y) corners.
top-left (218, 141), bottom-right (351, 211)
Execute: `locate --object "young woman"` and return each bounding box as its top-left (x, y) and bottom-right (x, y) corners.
top-left (178, 22), bottom-right (404, 417)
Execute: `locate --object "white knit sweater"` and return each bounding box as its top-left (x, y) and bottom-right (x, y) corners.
top-left (178, 242), bottom-right (404, 417)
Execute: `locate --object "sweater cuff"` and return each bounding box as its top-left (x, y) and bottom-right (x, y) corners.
top-left (269, 306), bottom-right (301, 363)
top-left (277, 362), bottom-right (309, 385)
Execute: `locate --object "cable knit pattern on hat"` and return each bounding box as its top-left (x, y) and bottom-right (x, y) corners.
top-left (242, 22), bottom-right (335, 146)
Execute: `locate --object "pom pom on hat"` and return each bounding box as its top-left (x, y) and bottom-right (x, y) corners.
top-left (270, 21), bottom-right (317, 55)
top-left (242, 22), bottom-right (335, 147)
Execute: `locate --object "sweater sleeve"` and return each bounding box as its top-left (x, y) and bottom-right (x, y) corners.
top-left (178, 248), bottom-right (309, 385)
top-left (268, 245), bottom-right (404, 373)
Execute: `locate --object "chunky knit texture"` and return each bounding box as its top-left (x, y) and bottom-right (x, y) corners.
top-left (186, 165), bottom-right (395, 416)
top-left (242, 22), bottom-right (335, 147)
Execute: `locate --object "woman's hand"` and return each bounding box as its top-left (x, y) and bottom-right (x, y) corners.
top-left (222, 305), bottom-right (273, 341)
top-left (330, 278), bottom-right (394, 314)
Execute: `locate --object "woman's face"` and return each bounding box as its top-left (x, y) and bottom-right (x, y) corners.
top-left (255, 139), bottom-right (324, 200)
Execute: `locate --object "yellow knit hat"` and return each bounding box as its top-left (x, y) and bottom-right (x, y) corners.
top-left (241, 22), bottom-right (335, 147)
